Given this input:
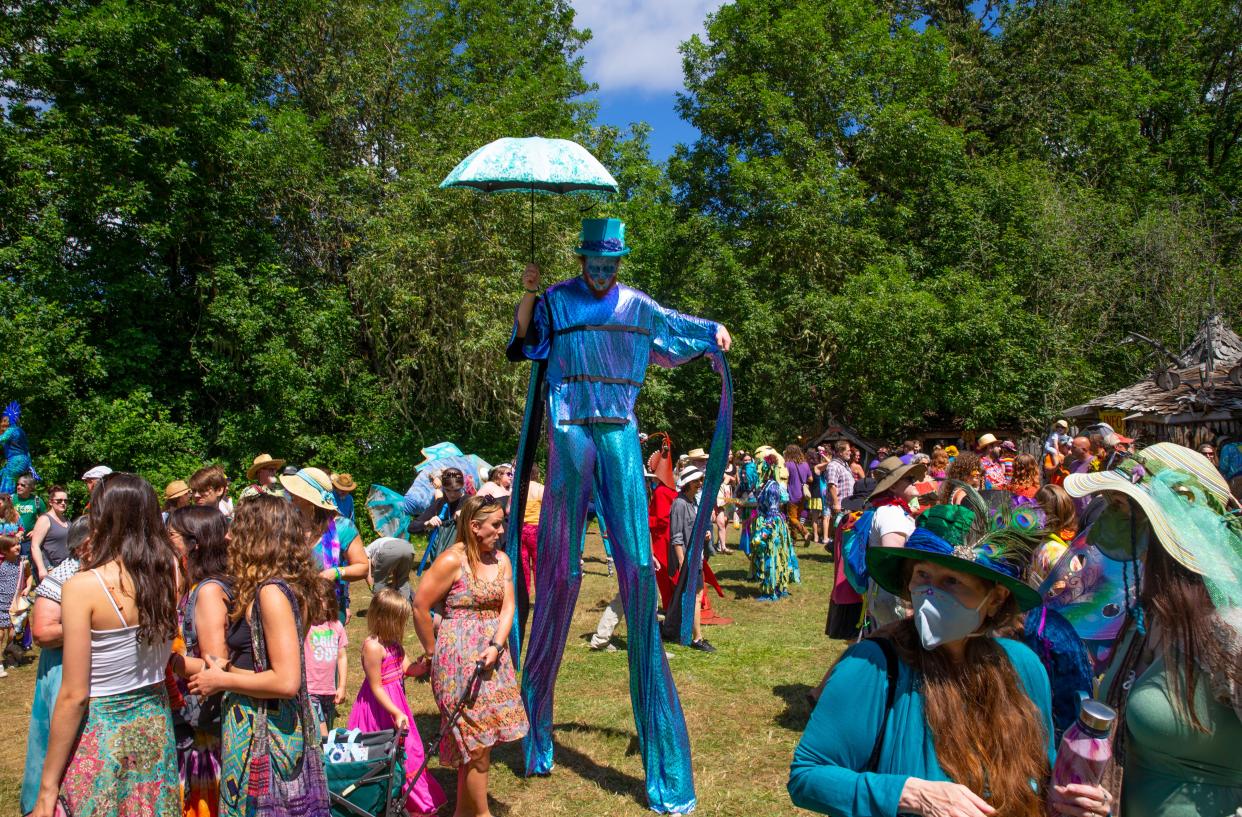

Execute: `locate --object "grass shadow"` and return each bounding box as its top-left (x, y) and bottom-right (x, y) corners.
top-left (493, 722), bottom-right (646, 808)
top-left (772, 683), bottom-right (814, 731)
top-left (795, 551), bottom-right (833, 565)
top-left (721, 582), bottom-right (762, 600)
top-left (577, 631), bottom-right (629, 651)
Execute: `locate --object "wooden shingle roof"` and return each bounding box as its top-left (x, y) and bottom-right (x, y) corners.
top-left (1065, 316), bottom-right (1242, 420)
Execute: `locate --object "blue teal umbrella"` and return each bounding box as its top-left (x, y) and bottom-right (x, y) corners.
top-left (440, 136), bottom-right (619, 260)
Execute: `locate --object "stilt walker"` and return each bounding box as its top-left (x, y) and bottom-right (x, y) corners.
top-left (504, 218), bottom-right (732, 813)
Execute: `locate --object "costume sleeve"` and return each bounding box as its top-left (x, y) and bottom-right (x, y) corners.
top-left (788, 640), bottom-right (909, 817)
top-left (408, 497), bottom-right (446, 535)
top-left (650, 302), bottom-right (719, 369)
top-left (0, 427), bottom-right (13, 445)
top-left (506, 294), bottom-right (551, 362)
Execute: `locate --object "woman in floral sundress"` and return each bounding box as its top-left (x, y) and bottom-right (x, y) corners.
top-left (413, 495), bottom-right (527, 817)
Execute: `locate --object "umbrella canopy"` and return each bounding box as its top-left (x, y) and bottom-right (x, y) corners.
top-left (440, 136), bottom-right (618, 194)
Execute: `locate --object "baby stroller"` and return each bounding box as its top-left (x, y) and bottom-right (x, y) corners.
top-left (325, 728), bottom-right (407, 817)
top-left (326, 659), bottom-right (487, 817)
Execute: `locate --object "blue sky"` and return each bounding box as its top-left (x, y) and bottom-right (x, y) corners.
top-left (571, 0), bottom-right (727, 163)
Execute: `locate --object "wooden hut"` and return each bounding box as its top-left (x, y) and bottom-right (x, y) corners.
top-left (1064, 315), bottom-right (1242, 447)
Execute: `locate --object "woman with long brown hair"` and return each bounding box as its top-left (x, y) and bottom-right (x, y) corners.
top-left (1064, 443), bottom-right (1241, 816)
top-left (413, 495), bottom-right (527, 817)
top-left (166, 505), bottom-right (231, 817)
top-left (790, 499), bottom-right (1058, 817)
top-left (187, 494), bottom-right (329, 817)
top-left (1009, 453), bottom-right (1042, 499)
top-left (31, 474), bottom-right (182, 817)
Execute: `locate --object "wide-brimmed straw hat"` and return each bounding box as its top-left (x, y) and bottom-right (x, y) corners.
top-left (686, 447), bottom-right (709, 461)
top-left (1064, 443), bottom-right (1236, 577)
top-left (163, 480), bottom-right (191, 502)
top-left (867, 504), bottom-right (1044, 611)
top-left (279, 467), bottom-right (339, 511)
top-left (869, 456), bottom-right (927, 499)
top-left (976, 433), bottom-right (999, 449)
top-left (331, 472), bottom-right (357, 493)
top-left (246, 453), bottom-right (286, 481)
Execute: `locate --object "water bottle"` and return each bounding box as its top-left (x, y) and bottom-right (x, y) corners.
top-left (1051, 698), bottom-right (1116, 805)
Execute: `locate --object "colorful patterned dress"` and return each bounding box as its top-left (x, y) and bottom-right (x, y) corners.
top-left (748, 478), bottom-right (800, 600)
top-left (346, 640), bottom-right (446, 816)
top-left (432, 566), bottom-right (528, 767)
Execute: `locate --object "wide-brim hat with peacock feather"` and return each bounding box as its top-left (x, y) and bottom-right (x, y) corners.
top-left (867, 497), bottom-right (1045, 611)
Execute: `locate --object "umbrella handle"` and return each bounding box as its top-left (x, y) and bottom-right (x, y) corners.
top-left (530, 188), bottom-right (536, 264)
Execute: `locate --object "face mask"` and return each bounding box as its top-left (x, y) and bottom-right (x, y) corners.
top-left (1087, 504), bottom-right (1151, 562)
top-left (911, 584), bottom-right (992, 650)
top-left (585, 258), bottom-right (619, 292)
top-left (694, 490), bottom-right (703, 506)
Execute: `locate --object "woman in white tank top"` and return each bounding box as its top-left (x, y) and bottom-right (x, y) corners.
top-left (30, 474), bottom-right (182, 817)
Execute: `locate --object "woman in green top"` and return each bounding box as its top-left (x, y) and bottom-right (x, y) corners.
top-left (789, 495), bottom-right (1113, 817)
top-left (1065, 443), bottom-right (1242, 817)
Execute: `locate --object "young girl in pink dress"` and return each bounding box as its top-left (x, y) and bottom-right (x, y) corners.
top-left (347, 589), bottom-right (446, 816)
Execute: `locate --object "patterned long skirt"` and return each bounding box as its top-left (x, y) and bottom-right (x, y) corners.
top-left (20, 646), bottom-right (63, 814)
top-left (749, 513), bottom-right (801, 598)
top-left (58, 683), bottom-right (180, 817)
top-left (219, 692), bottom-right (309, 817)
top-left (178, 724), bottom-right (222, 817)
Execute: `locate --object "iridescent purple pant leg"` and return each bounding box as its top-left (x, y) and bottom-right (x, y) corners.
top-left (521, 419), bottom-right (696, 813)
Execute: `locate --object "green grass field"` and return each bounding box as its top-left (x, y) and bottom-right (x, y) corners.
top-left (0, 529), bottom-right (847, 816)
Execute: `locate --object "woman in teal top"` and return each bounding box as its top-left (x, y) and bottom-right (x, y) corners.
top-left (1064, 443), bottom-right (1242, 817)
top-left (790, 497), bottom-right (1110, 817)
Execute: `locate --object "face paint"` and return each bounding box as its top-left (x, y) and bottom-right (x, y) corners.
top-left (584, 257), bottom-right (619, 293)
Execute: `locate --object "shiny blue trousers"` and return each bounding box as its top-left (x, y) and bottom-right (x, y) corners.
top-left (522, 419), bottom-right (695, 813)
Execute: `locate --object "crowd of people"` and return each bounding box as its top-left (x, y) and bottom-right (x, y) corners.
top-left (5, 453), bottom-right (529, 817)
top-left (793, 428), bottom-right (1242, 817)
top-left (1, 419), bottom-right (1240, 817)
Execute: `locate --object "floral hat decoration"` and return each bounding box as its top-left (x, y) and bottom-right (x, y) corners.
top-left (867, 487), bottom-right (1045, 611)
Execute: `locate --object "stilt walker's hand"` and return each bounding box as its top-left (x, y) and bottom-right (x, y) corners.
top-left (522, 264), bottom-right (541, 292)
top-left (715, 324), bottom-right (732, 352)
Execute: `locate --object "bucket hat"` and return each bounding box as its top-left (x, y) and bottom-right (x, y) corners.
top-left (573, 218), bottom-right (631, 257)
top-left (868, 456), bottom-right (927, 500)
top-left (279, 467), bottom-right (339, 512)
top-left (163, 480), bottom-right (191, 502)
top-left (867, 503), bottom-right (1044, 611)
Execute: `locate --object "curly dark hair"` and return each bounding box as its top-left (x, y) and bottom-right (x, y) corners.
top-left (228, 494), bottom-right (326, 634)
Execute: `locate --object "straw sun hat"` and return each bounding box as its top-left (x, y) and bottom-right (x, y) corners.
top-left (1064, 442), bottom-right (1237, 578)
top-left (279, 467), bottom-right (339, 512)
top-left (246, 453), bottom-right (286, 481)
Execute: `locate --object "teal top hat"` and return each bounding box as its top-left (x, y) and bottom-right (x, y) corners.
top-left (574, 218), bottom-right (631, 257)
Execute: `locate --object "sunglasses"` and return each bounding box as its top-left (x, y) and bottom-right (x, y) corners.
top-left (51, 497), bottom-right (68, 504)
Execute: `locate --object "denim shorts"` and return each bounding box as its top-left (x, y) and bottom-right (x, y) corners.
top-left (309, 694), bottom-right (337, 733)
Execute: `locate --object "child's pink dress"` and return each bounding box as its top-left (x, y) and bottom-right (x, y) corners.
top-left (347, 640), bottom-right (446, 816)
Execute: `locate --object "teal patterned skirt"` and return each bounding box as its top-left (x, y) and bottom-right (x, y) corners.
top-left (58, 683), bottom-right (179, 817)
top-left (749, 513), bottom-right (801, 597)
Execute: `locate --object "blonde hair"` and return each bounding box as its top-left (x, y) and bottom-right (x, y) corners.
top-left (458, 494), bottom-right (505, 577)
top-left (367, 589), bottom-right (409, 645)
top-left (227, 495), bottom-right (326, 634)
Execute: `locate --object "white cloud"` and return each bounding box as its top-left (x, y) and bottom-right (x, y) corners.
top-left (571, 0), bottom-right (728, 93)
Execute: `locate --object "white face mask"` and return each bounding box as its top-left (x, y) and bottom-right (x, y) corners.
top-left (693, 490), bottom-right (703, 506)
top-left (911, 584), bottom-right (993, 650)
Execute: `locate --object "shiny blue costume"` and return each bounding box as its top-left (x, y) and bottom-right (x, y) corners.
top-left (506, 276), bottom-right (730, 813)
top-left (0, 411), bottom-right (32, 494)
